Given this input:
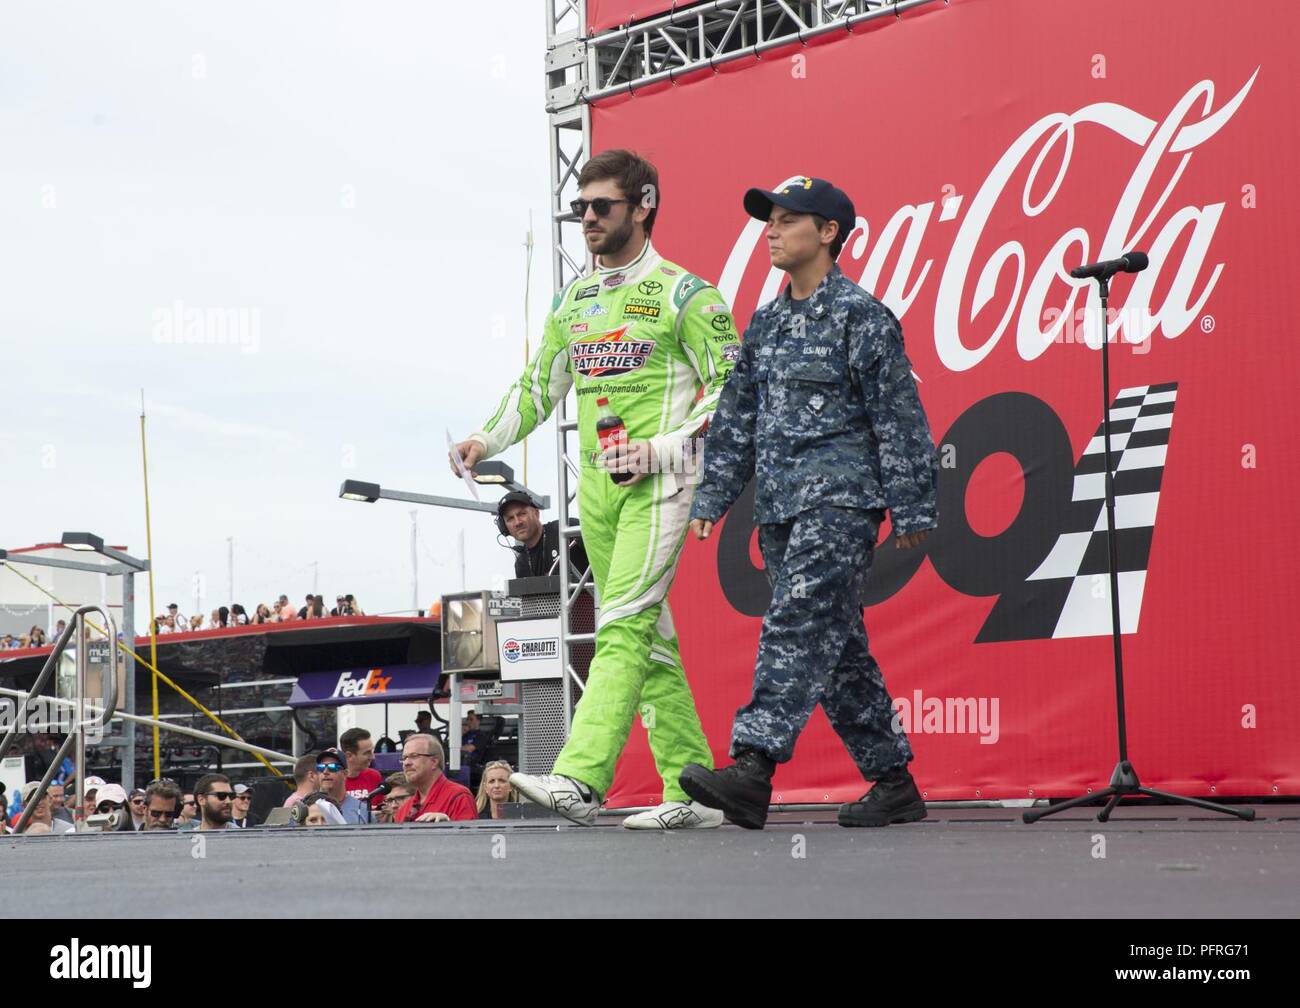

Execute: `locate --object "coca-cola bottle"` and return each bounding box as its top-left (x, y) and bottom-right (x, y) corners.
top-left (596, 397), bottom-right (632, 484)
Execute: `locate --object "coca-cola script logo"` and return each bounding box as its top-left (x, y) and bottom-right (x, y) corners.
top-left (718, 73), bottom-right (1257, 369)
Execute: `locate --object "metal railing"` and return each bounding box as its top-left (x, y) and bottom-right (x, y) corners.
top-left (0, 605), bottom-right (295, 834)
top-left (0, 606), bottom-right (117, 832)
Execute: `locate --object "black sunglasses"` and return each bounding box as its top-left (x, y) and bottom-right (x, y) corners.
top-left (147, 808), bottom-right (176, 820)
top-left (204, 790), bottom-right (235, 801)
top-left (570, 197), bottom-right (631, 218)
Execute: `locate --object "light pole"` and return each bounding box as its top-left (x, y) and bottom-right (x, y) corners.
top-left (338, 476), bottom-right (549, 512)
top-left (339, 471), bottom-right (551, 609)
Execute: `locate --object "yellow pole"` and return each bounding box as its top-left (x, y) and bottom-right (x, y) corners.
top-left (140, 392), bottom-right (161, 780)
top-left (523, 214), bottom-right (533, 487)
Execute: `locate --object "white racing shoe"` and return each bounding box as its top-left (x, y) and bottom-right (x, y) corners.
top-left (510, 772), bottom-right (603, 826)
top-left (622, 800), bottom-right (724, 830)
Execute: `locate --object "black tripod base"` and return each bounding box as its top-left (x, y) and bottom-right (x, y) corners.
top-left (1022, 761), bottom-right (1256, 824)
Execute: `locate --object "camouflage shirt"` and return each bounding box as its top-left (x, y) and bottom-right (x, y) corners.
top-left (691, 265), bottom-right (939, 533)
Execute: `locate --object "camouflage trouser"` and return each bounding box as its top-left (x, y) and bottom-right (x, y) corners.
top-left (731, 505), bottom-right (913, 779)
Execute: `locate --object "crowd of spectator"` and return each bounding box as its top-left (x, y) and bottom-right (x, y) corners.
top-left (2, 722), bottom-right (517, 835)
top-left (1, 625), bottom-right (51, 649)
top-left (1, 592), bottom-right (370, 649)
top-left (151, 593), bottom-right (368, 635)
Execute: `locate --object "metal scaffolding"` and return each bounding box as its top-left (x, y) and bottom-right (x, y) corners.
top-left (544, 0), bottom-right (594, 733)
top-left (552, 0), bottom-right (945, 109)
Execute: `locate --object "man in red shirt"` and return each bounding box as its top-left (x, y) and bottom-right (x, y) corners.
top-left (394, 735), bottom-right (476, 823)
top-left (342, 727), bottom-right (382, 807)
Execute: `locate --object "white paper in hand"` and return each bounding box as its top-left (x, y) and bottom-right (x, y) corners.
top-left (446, 429), bottom-right (480, 501)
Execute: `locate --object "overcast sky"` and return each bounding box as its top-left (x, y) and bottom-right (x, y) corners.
top-left (0, 2), bottom-right (565, 630)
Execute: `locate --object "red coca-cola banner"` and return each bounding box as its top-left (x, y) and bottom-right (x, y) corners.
top-left (593, 0), bottom-right (1300, 806)
top-left (586, 1), bottom-right (688, 34)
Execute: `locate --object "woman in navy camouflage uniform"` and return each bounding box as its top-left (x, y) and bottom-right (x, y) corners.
top-left (680, 177), bottom-right (939, 830)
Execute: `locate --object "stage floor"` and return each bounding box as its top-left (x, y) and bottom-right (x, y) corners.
top-left (8, 805), bottom-right (1297, 918)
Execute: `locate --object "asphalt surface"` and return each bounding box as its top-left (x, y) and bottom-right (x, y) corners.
top-left (7, 805), bottom-right (1297, 918)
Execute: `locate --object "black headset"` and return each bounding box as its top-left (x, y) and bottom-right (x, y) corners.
top-left (495, 491), bottom-right (539, 537)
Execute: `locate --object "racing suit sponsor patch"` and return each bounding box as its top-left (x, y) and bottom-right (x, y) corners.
top-left (623, 296), bottom-right (662, 320)
top-left (672, 274), bottom-right (708, 309)
top-left (572, 324), bottom-right (656, 378)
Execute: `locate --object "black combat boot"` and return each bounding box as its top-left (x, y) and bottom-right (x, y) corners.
top-left (678, 749), bottom-right (776, 830)
top-left (837, 766), bottom-right (927, 827)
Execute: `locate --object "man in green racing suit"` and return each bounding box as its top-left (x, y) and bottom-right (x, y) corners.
top-left (450, 150), bottom-right (740, 829)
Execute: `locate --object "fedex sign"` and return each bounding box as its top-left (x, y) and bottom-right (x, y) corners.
top-left (332, 669), bottom-right (391, 699)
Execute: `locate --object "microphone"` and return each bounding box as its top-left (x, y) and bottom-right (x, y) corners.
top-left (366, 782), bottom-right (391, 803)
top-left (1071, 251), bottom-right (1149, 281)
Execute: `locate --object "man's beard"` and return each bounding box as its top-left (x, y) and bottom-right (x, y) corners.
top-left (587, 213), bottom-right (635, 259)
top-left (205, 803), bottom-right (231, 826)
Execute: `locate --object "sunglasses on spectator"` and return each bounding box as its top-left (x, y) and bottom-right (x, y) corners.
top-left (204, 791), bottom-right (235, 801)
top-left (316, 761), bottom-right (343, 772)
top-left (96, 802), bottom-right (122, 814)
top-left (570, 197), bottom-right (631, 218)
top-left (147, 808), bottom-right (176, 820)
top-left (130, 798), bottom-right (146, 806)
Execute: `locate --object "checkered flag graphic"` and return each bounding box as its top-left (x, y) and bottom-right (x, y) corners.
top-left (1014, 382), bottom-right (1178, 638)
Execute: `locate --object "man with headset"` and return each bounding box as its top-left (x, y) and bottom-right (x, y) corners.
top-left (496, 491), bottom-right (589, 581)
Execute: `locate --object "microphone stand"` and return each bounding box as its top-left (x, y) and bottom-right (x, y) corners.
top-left (1024, 272), bottom-right (1253, 824)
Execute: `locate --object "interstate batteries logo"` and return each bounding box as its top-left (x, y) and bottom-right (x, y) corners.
top-left (502, 637), bottom-right (559, 663)
top-left (572, 323), bottom-right (656, 378)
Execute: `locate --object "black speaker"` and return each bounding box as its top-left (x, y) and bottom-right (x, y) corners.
top-left (247, 775), bottom-right (294, 827)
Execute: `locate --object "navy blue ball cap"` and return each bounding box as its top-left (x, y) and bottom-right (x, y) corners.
top-left (744, 176), bottom-right (856, 243)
